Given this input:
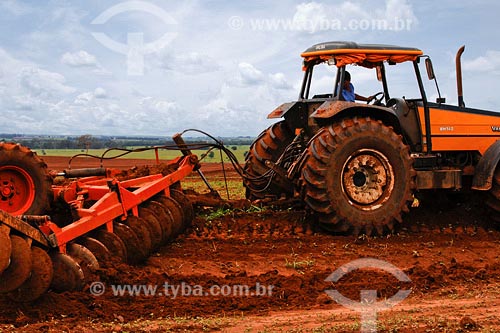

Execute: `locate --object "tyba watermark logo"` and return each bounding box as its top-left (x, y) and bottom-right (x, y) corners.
top-left (91, 1), bottom-right (178, 75)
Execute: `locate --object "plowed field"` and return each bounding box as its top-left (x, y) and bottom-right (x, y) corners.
top-left (1, 157), bottom-right (499, 332)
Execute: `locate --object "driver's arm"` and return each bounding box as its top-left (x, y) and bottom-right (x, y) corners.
top-left (355, 93), bottom-right (375, 102)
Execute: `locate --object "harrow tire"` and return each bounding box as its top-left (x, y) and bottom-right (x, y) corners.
top-left (8, 246), bottom-right (53, 302)
top-left (0, 235), bottom-right (32, 293)
top-left (243, 121), bottom-right (294, 200)
top-left (0, 143), bottom-right (52, 215)
top-left (140, 202), bottom-right (171, 244)
top-left (0, 225), bottom-right (11, 275)
top-left (50, 252), bottom-right (85, 292)
top-left (300, 117), bottom-right (415, 235)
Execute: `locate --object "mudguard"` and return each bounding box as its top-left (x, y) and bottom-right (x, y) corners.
top-left (310, 100), bottom-right (397, 119)
top-left (267, 102), bottom-right (300, 119)
top-left (472, 140), bottom-right (500, 190)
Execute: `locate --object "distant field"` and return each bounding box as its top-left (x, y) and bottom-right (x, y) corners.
top-left (37, 145), bottom-right (250, 163)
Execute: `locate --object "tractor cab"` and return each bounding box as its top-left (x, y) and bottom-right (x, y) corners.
top-left (268, 41), bottom-right (428, 145)
top-left (299, 41), bottom-right (423, 104)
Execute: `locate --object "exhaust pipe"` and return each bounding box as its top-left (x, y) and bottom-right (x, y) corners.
top-left (456, 45), bottom-right (465, 108)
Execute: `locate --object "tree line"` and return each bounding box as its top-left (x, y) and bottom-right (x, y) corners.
top-left (0, 134), bottom-right (255, 150)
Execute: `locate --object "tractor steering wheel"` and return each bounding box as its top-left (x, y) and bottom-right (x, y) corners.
top-left (368, 92), bottom-right (385, 106)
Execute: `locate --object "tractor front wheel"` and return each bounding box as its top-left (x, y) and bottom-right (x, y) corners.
top-left (244, 121), bottom-right (294, 200)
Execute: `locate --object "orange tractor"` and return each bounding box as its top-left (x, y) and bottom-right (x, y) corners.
top-left (0, 136), bottom-right (198, 302)
top-left (244, 41), bottom-right (500, 235)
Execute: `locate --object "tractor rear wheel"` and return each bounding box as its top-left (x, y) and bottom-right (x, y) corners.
top-left (300, 117), bottom-right (415, 235)
top-left (244, 121), bottom-right (294, 200)
top-left (0, 143), bottom-right (52, 215)
top-left (486, 166), bottom-right (500, 222)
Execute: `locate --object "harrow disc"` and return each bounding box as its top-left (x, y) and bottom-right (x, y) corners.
top-left (8, 246), bottom-right (53, 302)
top-left (77, 237), bottom-right (111, 264)
top-left (93, 229), bottom-right (127, 262)
top-left (50, 252), bottom-right (85, 292)
top-left (124, 216), bottom-right (153, 256)
top-left (140, 203), bottom-right (172, 243)
top-left (154, 195), bottom-right (184, 237)
top-left (0, 235), bottom-right (32, 293)
top-left (170, 189), bottom-right (194, 227)
top-left (113, 222), bottom-right (147, 265)
top-left (67, 243), bottom-right (99, 283)
top-left (0, 225), bottom-right (11, 275)
top-left (137, 205), bottom-right (163, 249)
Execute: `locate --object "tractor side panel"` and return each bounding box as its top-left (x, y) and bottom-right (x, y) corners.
top-left (418, 104), bottom-right (500, 154)
top-left (267, 102), bottom-right (297, 119)
top-left (267, 101), bottom-right (312, 134)
top-left (389, 99), bottom-right (423, 152)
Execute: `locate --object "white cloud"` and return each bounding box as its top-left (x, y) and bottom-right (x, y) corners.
top-left (193, 61), bottom-right (298, 136)
top-left (290, 0), bottom-right (418, 34)
top-left (74, 92), bottom-right (94, 105)
top-left (94, 87), bottom-right (107, 98)
top-left (268, 73), bottom-right (293, 90)
top-left (1, 0), bottom-right (497, 138)
top-left (235, 62), bottom-right (265, 86)
top-left (384, 0), bottom-right (417, 22)
top-left (61, 50), bottom-right (98, 67)
top-left (157, 51), bottom-right (221, 74)
top-left (139, 96), bottom-right (178, 113)
top-left (292, 2), bottom-right (328, 32)
top-left (19, 67), bottom-right (76, 97)
top-left (60, 50), bottom-right (111, 75)
top-left (463, 50), bottom-right (500, 73)
top-left (0, 0), bottom-right (32, 16)
top-left (74, 87), bottom-right (108, 105)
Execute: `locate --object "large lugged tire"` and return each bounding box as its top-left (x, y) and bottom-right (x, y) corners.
top-left (243, 121), bottom-right (294, 199)
top-left (0, 143), bottom-right (53, 215)
top-left (300, 117), bottom-right (415, 235)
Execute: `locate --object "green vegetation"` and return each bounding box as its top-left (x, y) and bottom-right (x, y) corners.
top-left (182, 177), bottom-right (246, 199)
top-left (39, 146), bottom-right (250, 164)
top-left (284, 258), bottom-right (315, 270)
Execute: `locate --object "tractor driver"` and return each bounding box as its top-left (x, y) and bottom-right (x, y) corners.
top-left (341, 71), bottom-right (375, 103)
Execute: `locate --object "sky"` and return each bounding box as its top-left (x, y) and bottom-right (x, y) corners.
top-left (0, 0), bottom-right (499, 137)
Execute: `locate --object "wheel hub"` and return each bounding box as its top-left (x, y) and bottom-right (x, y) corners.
top-left (342, 149), bottom-right (394, 208)
top-left (1, 184), bottom-right (14, 198)
top-left (0, 166), bottom-right (36, 215)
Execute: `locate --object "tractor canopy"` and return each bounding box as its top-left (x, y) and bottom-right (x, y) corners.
top-left (301, 41), bottom-right (423, 68)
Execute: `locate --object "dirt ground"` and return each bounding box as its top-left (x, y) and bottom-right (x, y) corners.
top-left (1, 157), bottom-right (500, 332)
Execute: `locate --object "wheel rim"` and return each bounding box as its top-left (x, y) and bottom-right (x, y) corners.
top-left (341, 149), bottom-right (394, 209)
top-left (0, 166), bottom-right (36, 215)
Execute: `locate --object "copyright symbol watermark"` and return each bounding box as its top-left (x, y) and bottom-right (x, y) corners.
top-left (91, 1), bottom-right (178, 75)
top-left (227, 16), bottom-right (244, 30)
top-left (89, 281), bottom-right (106, 296)
top-left (325, 258), bottom-right (412, 333)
